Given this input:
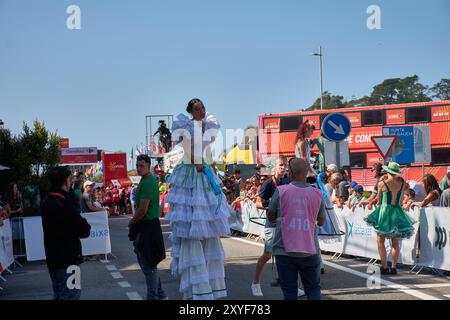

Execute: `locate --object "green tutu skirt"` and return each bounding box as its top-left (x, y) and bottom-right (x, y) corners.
top-left (364, 204), bottom-right (415, 239)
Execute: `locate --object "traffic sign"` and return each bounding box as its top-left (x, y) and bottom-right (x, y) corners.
top-left (321, 113), bottom-right (352, 142)
top-left (371, 135), bottom-right (398, 160)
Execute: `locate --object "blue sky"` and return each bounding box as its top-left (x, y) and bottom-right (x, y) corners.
top-left (1, 0), bottom-right (449, 159)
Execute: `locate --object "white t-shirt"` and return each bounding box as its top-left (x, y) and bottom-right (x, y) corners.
top-left (407, 180), bottom-right (427, 202)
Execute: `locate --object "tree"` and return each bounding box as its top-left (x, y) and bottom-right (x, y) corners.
top-left (430, 79), bottom-right (450, 100)
top-left (307, 91), bottom-right (345, 110)
top-left (367, 75), bottom-right (431, 105)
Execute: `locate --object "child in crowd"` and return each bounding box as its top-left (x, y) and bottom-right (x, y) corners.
top-left (402, 188), bottom-right (416, 210)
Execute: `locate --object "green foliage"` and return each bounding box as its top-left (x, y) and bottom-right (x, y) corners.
top-left (308, 75), bottom-right (440, 109)
top-left (430, 78), bottom-right (450, 100)
top-left (307, 91), bottom-right (345, 110)
top-left (0, 119), bottom-right (61, 212)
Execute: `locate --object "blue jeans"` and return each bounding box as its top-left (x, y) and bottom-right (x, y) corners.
top-left (49, 268), bottom-right (81, 300)
top-left (275, 254), bottom-right (321, 300)
top-left (136, 251), bottom-right (167, 300)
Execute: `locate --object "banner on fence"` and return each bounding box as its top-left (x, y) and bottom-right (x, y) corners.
top-left (22, 211), bottom-right (111, 261)
top-left (0, 219), bottom-right (14, 271)
top-left (418, 207), bottom-right (450, 270)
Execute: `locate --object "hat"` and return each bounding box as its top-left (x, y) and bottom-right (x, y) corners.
top-left (371, 163), bottom-right (383, 172)
top-left (83, 180), bottom-right (95, 189)
top-left (326, 164), bottom-right (338, 172)
top-left (345, 181), bottom-right (358, 189)
top-left (353, 185), bottom-right (364, 193)
top-left (382, 162), bottom-right (402, 176)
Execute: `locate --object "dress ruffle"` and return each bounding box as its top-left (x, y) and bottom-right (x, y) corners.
top-left (166, 163), bottom-right (230, 300)
top-left (364, 205), bottom-right (415, 239)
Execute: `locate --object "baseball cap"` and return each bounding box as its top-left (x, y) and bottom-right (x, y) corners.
top-left (326, 164), bottom-right (338, 172)
top-left (354, 185), bottom-right (364, 193)
top-left (83, 180), bottom-right (95, 189)
top-left (345, 181), bottom-right (358, 189)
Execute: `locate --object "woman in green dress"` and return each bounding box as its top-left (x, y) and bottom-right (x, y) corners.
top-left (364, 162), bottom-right (415, 275)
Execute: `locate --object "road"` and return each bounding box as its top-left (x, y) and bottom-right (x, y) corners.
top-left (1, 214), bottom-right (450, 300)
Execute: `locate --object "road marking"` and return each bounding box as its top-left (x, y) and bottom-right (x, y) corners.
top-left (394, 274), bottom-right (435, 280)
top-left (118, 281), bottom-right (131, 288)
top-left (110, 272), bottom-right (124, 279)
top-left (413, 283), bottom-right (450, 289)
top-left (105, 265), bottom-right (117, 271)
top-left (348, 263), bottom-right (371, 268)
top-left (126, 291), bottom-right (143, 300)
top-left (444, 294), bottom-right (450, 299)
top-left (227, 236), bottom-right (441, 300)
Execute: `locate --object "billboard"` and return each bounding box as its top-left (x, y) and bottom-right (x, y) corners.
top-left (382, 126), bottom-right (431, 164)
top-left (60, 138), bottom-right (69, 149)
top-left (61, 147), bottom-right (97, 164)
top-left (102, 152), bottom-right (128, 187)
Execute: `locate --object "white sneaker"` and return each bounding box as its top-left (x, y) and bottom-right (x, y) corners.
top-left (251, 283), bottom-right (263, 297)
top-left (297, 288), bottom-right (305, 297)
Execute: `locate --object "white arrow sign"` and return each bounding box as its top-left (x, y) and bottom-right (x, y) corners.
top-left (328, 120), bottom-right (345, 135)
top-left (371, 136), bottom-right (397, 159)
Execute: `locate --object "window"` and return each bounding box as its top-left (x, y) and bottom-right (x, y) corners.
top-left (362, 110), bottom-right (385, 126)
top-left (431, 148), bottom-right (450, 165)
top-left (406, 106), bottom-right (429, 123)
top-left (350, 152), bottom-right (366, 168)
top-left (280, 116), bottom-right (302, 132)
top-left (320, 113), bottom-right (329, 127)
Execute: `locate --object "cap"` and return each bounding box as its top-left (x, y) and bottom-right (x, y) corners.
top-left (345, 181), bottom-right (358, 189)
top-left (326, 164), bottom-right (338, 173)
top-left (353, 185), bottom-right (364, 193)
top-left (83, 180), bottom-right (95, 189)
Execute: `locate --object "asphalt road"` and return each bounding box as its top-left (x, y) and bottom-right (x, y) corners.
top-left (2, 214), bottom-right (450, 300)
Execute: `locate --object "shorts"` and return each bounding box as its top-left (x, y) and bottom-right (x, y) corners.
top-left (264, 227), bottom-right (275, 253)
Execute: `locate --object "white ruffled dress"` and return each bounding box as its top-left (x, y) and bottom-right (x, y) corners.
top-left (165, 113), bottom-right (230, 300)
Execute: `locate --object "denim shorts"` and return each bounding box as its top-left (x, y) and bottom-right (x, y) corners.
top-left (264, 227), bottom-right (275, 253)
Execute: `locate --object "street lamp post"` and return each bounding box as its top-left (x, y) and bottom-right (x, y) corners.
top-left (312, 46), bottom-right (324, 110)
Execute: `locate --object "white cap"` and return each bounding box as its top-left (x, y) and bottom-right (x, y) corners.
top-left (83, 180), bottom-right (95, 189)
top-left (327, 164), bottom-right (338, 173)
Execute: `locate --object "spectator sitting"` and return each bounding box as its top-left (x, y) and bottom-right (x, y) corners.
top-left (347, 184), bottom-right (365, 209)
top-left (405, 180), bottom-right (427, 202)
top-left (439, 166), bottom-right (450, 192)
top-left (330, 173), bottom-right (349, 208)
top-left (440, 188), bottom-right (450, 207)
top-left (80, 181), bottom-right (109, 213)
top-left (411, 174), bottom-right (442, 208)
top-left (402, 188), bottom-right (416, 210)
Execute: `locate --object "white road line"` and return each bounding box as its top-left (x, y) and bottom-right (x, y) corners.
top-left (413, 283), bottom-right (450, 289)
top-left (117, 281), bottom-right (131, 288)
top-left (348, 263), bottom-right (371, 268)
top-left (323, 261), bottom-right (440, 300)
top-left (227, 236), bottom-right (441, 301)
top-left (393, 275), bottom-right (435, 280)
top-left (110, 272), bottom-right (124, 279)
top-left (444, 294), bottom-right (450, 299)
top-left (126, 291), bottom-right (143, 300)
top-left (105, 265), bottom-right (117, 271)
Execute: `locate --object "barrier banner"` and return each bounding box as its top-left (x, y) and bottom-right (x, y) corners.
top-left (0, 219), bottom-right (14, 271)
top-left (320, 206), bottom-right (419, 264)
top-left (418, 207), bottom-right (450, 270)
top-left (22, 211), bottom-right (111, 261)
top-left (23, 217), bottom-right (46, 261)
top-left (80, 212), bottom-right (111, 256)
